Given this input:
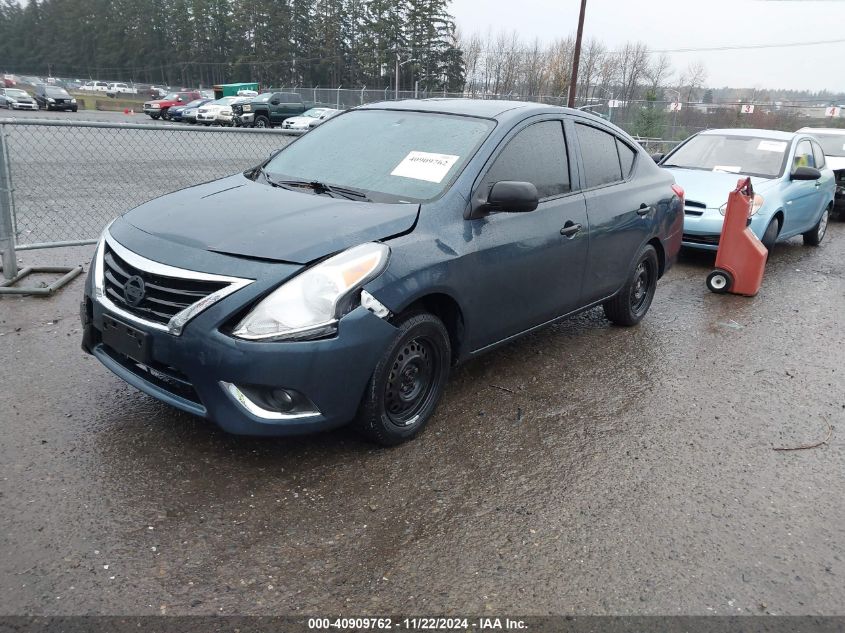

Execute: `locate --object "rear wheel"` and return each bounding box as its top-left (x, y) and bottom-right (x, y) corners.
top-left (706, 269), bottom-right (733, 294)
top-left (761, 217), bottom-right (780, 251)
top-left (603, 244), bottom-right (659, 326)
top-left (803, 206), bottom-right (829, 246)
top-left (355, 312), bottom-right (451, 446)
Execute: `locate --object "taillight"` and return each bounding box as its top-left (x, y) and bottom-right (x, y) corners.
top-left (671, 184), bottom-right (684, 201)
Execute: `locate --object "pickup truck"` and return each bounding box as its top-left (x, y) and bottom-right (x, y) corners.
top-left (231, 92), bottom-right (309, 128)
top-left (143, 90), bottom-right (201, 120)
top-left (106, 83), bottom-right (138, 97)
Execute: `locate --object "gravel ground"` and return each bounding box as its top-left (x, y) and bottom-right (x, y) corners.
top-left (1, 222), bottom-right (844, 616)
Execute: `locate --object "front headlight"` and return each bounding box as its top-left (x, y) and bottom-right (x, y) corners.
top-left (232, 242), bottom-right (390, 341)
top-left (71, 98), bottom-right (77, 103)
top-left (719, 194), bottom-right (764, 216)
top-left (47, 97), bottom-right (55, 103)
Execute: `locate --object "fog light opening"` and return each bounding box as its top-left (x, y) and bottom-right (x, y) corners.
top-left (221, 382), bottom-right (320, 420)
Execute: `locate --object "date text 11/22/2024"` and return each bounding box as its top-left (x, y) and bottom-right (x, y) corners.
top-left (307, 617), bottom-right (528, 630)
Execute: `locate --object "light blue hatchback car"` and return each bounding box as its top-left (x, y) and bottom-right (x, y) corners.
top-left (658, 129), bottom-right (835, 251)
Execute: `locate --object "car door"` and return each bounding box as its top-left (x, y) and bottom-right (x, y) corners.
top-left (572, 120), bottom-right (652, 302)
top-left (465, 118), bottom-right (589, 350)
top-left (782, 139), bottom-right (822, 235)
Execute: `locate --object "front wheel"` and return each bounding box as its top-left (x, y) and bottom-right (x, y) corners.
top-left (254, 115), bottom-right (270, 128)
top-left (761, 218), bottom-right (779, 251)
top-left (803, 206), bottom-right (829, 246)
top-left (355, 312), bottom-right (451, 446)
top-left (149, 114), bottom-right (160, 120)
top-left (161, 108), bottom-right (170, 120)
top-left (706, 269), bottom-right (733, 294)
top-left (603, 244), bottom-right (659, 326)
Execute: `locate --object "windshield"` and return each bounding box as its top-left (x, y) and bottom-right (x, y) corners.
top-left (184, 99), bottom-right (205, 108)
top-left (7, 89), bottom-right (28, 98)
top-left (301, 108), bottom-right (328, 118)
top-left (265, 109), bottom-right (495, 203)
top-left (46, 88), bottom-right (70, 97)
top-left (664, 134), bottom-right (788, 178)
top-left (811, 133), bottom-right (845, 158)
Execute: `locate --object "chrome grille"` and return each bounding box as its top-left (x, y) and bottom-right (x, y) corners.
top-left (103, 242), bottom-right (228, 326)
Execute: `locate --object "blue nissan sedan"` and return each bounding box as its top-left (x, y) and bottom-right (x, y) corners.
top-left (81, 99), bottom-right (683, 445)
top-left (659, 129), bottom-right (835, 251)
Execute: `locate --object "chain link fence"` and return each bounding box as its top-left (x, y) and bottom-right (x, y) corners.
top-left (0, 120), bottom-right (292, 256)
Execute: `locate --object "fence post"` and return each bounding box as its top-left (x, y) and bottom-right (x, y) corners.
top-left (0, 122), bottom-right (18, 280)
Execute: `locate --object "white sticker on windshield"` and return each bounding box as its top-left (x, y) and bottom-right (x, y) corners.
top-left (391, 151), bottom-right (460, 183)
top-left (758, 140), bottom-right (787, 152)
top-left (713, 165), bottom-right (741, 173)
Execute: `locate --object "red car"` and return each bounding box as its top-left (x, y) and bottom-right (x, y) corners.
top-left (142, 90), bottom-right (201, 120)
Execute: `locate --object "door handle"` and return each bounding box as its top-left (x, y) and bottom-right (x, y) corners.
top-left (814, 181), bottom-right (821, 188)
top-left (560, 221), bottom-right (582, 237)
top-left (637, 203), bottom-right (651, 216)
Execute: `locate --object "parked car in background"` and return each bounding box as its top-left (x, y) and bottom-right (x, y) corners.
top-left (196, 96), bottom-right (243, 126)
top-left (232, 91), bottom-right (308, 127)
top-left (657, 129), bottom-right (835, 250)
top-left (106, 82), bottom-right (138, 97)
top-left (281, 107), bottom-right (341, 132)
top-left (0, 87), bottom-right (38, 110)
top-left (81, 81), bottom-right (110, 93)
top-left (81, 99), bottom-right (683, 445)
top-left (142, 91), bottom-right (201, 120)
top-left (168, 98), bottom-right (211, 123)
top-left (797, 127), bottom-right (845, 217)
top-left (33, 84), bottom-right (78, 111)
top-left (3, 74), bottom-right (16, 87)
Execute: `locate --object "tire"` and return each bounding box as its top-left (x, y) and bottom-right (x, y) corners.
top-left (706, 269), bottom-right (733, 294)
top-left (71, 107), bottom-right (78, 112)
top-left (603, 244), bottom-right (659, 326)
top-left (355, 312), bottom-right (451, 446)
top-left (254, 115), bottom-right (270, 129)
top-left (161, 108), bottom-right (170, 120)
top-left (761, 217), bottom-right (779, 251)
top-left (803, 206), bottom-right (830, 246)
top-left (150, 114), bottom-right (160, 120)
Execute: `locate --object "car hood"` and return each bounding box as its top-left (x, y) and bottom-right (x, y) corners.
top-left (122, 174), bottom-right (419, 264)
top-left (826, 156), bottom-right (845, 171)
top-left (663, 168), bottom-right (778, 208)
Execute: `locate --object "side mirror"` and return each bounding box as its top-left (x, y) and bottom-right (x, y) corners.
top-left (651, 153), bottom-right (665, 163)
top-left (270, 98), bottom-right (280, 105)
top-left (177, 97), bottom-right (183, 102)
top-left (268, 148), bottom-right (283, 160)
top-left (487, 181), bottom-right (539, 213)
top-left (791, 166), bottom-right (821, 180)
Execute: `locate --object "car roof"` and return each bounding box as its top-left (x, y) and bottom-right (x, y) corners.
top-left (797, 127), bottom-right (845, 135)
top-left (358, 98), bottom-right (573, 121)
top-left (699, 128), bottom-right (797, 141)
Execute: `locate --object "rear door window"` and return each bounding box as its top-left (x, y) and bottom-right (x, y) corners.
top-left (576, 123), bottom-right (623, 188)
top-left (483, 120), bottom-right (570, 199)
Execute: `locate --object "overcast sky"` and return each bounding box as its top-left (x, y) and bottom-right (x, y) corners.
top-left (449, 0), bottom-right (845, 93)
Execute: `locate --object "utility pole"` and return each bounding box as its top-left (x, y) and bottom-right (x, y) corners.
top-left (395, 53), bottom-right (400, 100)
top-left (568, 0), bottom-right (588, 108)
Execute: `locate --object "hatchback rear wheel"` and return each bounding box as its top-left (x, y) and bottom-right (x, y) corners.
top-left (803, 205), bottom-right (830, 246)
top-left (355, 312), bottom-right (451, 446)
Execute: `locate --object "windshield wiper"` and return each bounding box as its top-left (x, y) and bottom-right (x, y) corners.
top-left (274, 179), bottom-right (372, 202)
top-left (259, 167), bottom-right (296, 191)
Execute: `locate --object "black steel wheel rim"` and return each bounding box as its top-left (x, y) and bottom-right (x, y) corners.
top-left (384, 336), bottom-right (439, 427)
top-left (630, 259), bottom-right (653, 314)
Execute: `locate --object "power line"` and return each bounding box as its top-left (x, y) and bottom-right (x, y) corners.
top-left (650, 37), bottom-right (845, 54)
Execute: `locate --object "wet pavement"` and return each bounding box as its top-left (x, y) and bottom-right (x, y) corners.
top-left (1, 228), bottom-right (844, 616)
